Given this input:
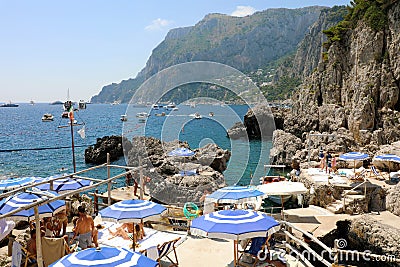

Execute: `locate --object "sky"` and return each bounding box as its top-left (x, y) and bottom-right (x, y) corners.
top-left (0, 0), bottom-right (350, 102)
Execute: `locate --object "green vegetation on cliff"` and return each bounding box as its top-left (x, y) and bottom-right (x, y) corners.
top-left (324, 0), bottom-right (394, 45)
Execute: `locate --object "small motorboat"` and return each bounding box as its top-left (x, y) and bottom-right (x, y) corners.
top-left (120, 114), bottom-right (128, 121)
top-left (155, 112), bottom-right (166, 117)
top-left (61, 111), bottom-right (69, 118)
top-left (42, 113), bottom-right (54, 122)
top-left (166, 102), bottom-right (176, 109)
top-left (209, 112), bottom-right (214, 117)
top-left (152, 104), bottom-right (160, 110)
top-left (194, 112), bottom-right (202, 119)
top-left (136, 112), bottom-right (149, 118)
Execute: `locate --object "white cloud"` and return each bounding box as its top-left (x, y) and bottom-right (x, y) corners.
top-left (231, 6), bottom-right (256, 17)
top-left (145, 18), bottom-right (173, 31)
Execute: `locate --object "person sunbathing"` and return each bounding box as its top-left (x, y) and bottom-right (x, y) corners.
top-left (108, 223), bottom-right (145, 241)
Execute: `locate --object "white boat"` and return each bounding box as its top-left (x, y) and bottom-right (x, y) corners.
top-left (120, 115), bottom-right (128, 121)
top-left (172, 107), bottom-right (179, 111)
top-left (152, 104), bottom-right (160, 110)
top-left (194, 112), bottom-right (202, 119)
top-left (209, 112), bottom-right (214, 117)
top-left (166, 102), bottom-right (176, 109)
top-left (136, 112), bottom-right (150, 118)
top-left (111, 101), bottom-right (120, 105)
top-left (42, 113), bottom-right (54, 122)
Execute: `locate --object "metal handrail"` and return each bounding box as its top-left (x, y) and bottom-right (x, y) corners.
top-left (342, 178), bottom-right (369, 212)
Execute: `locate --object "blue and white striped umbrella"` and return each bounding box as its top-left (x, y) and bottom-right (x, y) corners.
top-left (36, 174), bottom-right (92, 193)
top-left (167, 147), bottom-right (195, 157)
top-left (99, 199), bottom-right (166, 223)
top-left (338, 152), bottom-right (369, 161)
top-left (205, 186), bottom-right (264, 204)
top-left (49, 246), bottom-right (158, 267)
top-left (373, 154), bottom-right (400, 163)
top-left (0, 176), bottom-right (40, 191)
top-left (191, 209), bottom-right (280, 240)
top-left (0, 190), bottom-right (65, 221)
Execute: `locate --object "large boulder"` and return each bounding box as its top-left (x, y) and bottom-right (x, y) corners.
top-left (269, 130), bottom-right (303, 165)
top-left (195, 143), bottom-right (231, 173)
top-left (227, 122), bottom-right (247, 140)
top-left (349, 215), bottom-right (400, 260)
top-left (244, 105), bottom-right (275, 140)
top-left (386, 183), bottom-right (400, 216)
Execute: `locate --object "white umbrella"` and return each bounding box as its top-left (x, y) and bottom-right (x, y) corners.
top-left (257, 181), bottom-right (308, 216)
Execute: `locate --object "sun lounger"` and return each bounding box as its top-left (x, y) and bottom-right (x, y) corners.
top-left (369, 166), bottom-right (386, 180)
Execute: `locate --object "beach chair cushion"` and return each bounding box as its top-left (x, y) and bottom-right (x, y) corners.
top-left (41, 237), bottom-right (69, 267)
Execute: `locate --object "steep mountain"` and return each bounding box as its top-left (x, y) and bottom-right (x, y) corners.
top-left (91, 6), bottom-right (325, 104)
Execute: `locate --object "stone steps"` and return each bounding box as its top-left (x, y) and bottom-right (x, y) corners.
top-left (326, 193), bottom-right (365, 214)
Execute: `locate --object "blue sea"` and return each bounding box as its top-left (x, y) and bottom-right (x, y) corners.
top-left (0, 103), bottom-right (277, 188)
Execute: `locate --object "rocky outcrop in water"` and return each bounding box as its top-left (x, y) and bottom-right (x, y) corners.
top-left (84, 135), bottom-right (128, 164)
top-left (124, 136), bottom-right (230, 204)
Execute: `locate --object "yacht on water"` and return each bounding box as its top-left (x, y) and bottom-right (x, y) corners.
top-left (42, 113), bottom-right (54, 122)
top-left (0, 101), bottom-right (19, 107)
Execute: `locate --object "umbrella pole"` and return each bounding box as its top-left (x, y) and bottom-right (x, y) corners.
top-left (34, 206), bottom-right (44, 267)
top-left (233, 240), bottom-right (238, 267)
top-left (132, 222), bottom-right (136, 251)
top-left (281, 195), bottom-right (285, 220)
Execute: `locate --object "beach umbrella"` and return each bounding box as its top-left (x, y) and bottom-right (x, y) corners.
top-left (338, 152), bottom-right (369, 172)
top-left (168, 147), bottom-right (195, 175)
top-left (205, 186), bottom-right (264, 204)
top-left (0, 189), bottom-right (65, 267)
top-left (49, 246), bottom-right (158, 267)
top-left (373, 154), bottom-right (400, 173)
top-left (0, 176), bottom-right (40, 191)
top-left (373, 154), bottom-right (400, 163)
top-left (36, 174), bottom-right (92, 193)
top-left (257, 181), bottom-right (308, 216)
top-left (0, 218), bottom-right (15, 241)
top-left (99, 199), bottom-right (166, 223)
top-left (191, 209), bottom-right (280, 267)
top-left (257, 181), bottom-right (308, 196)
top-left (167, 147), bottom-right (195, 157)
top-left (99, 199), bottom-right (166, 251)
top-left (0, 190), bottom-right (65, 221)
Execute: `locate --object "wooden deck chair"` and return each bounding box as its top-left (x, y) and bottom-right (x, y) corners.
top-left (238, 236), bottom-right (271, 267)
top-left (12, 241), bottom-right (37, 267)
top-left (156, 237), bottom-right (181, 266)
top-left (369, 166), bottom-right (386, 180)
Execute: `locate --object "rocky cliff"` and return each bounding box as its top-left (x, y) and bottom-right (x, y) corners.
top-left (268, 0), bottom-right (400, 164)
top-left (91, 6), bottom-right (326, 104)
